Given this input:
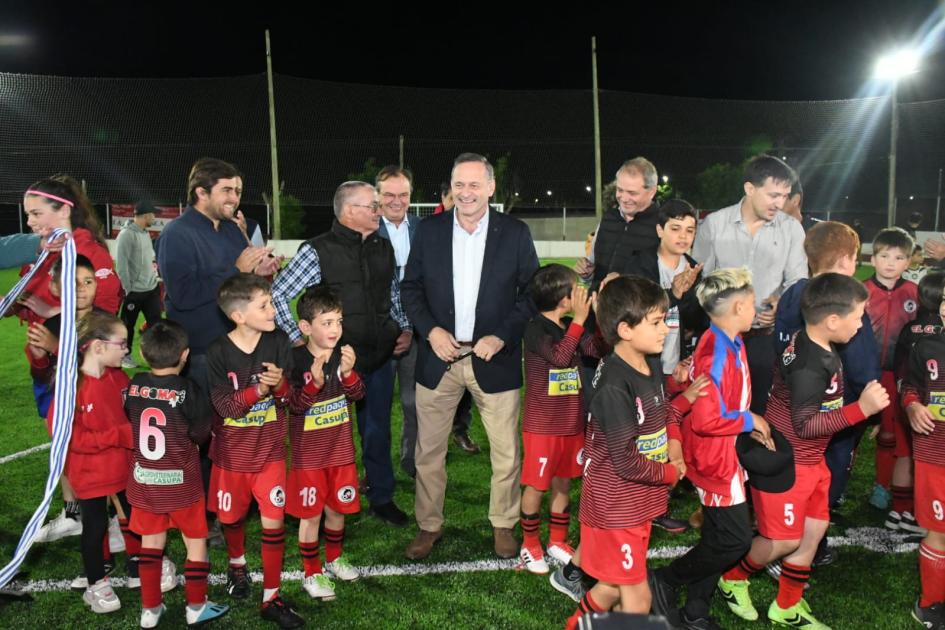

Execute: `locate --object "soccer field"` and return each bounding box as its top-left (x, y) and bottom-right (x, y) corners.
top-left (0, 263), bottom-right (920, 629)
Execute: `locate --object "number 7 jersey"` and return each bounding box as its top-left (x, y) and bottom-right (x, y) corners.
top-left (125, 373), bottom-right (212, 512)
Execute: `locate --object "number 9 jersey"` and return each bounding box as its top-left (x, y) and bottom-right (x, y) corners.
top-left (125, 373), bottom-right (211, 513)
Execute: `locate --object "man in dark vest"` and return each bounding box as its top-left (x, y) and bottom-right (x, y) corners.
top-left (272, 181), bottom-right (413, 527)
top-left (575, 156), bottom-right (661, 288)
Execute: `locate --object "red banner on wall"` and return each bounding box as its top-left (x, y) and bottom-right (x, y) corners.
top-left (109, 204), bottom-right (182, 239)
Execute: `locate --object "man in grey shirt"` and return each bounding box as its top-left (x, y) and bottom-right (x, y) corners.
top-left (115, 200), bottom-right (162, 368)
top-left (692, 155), bottom-right (807, 414)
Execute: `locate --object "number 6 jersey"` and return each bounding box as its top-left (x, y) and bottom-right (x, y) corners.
top-left (125, 373), bottom-right (211, 512)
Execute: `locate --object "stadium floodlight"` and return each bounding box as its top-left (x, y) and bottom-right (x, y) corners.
top-left (661, 175), bottom-right (669, 184)
top-left (546, 190), bottom-right (552, 196)
top-left (585, 186), bottom-right (592, 193)
top-left (874, 48), bottom-right (920, 80)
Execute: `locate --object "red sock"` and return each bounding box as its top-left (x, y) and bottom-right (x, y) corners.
top-left (723, 554), bottom-right (764, 581)
top-left (184, 559), bottom-right (210, 606)
top-left (920, 543), bottom-right (945, 607)
top-left (565, 591), bottom-right (606, 630)
top-left (261, 527), bottom-right (285, 594)
top-left (119, 517), bottom-right (142, 557)
top-left (222, 521), bottom-right (246, 564)
top-left (138, 547), bottom-right (163, 609)
top-left (875, 436), bottom-right (895, 488)
top-left (549, 511), bottom-right (570, 545)
top-left (776, 561), bottom-right (811, 609)
top-left (324, 527), bottom-right (344, 563)
top-left (520, 512), bottom-right (541, 549)
top-left (892, 485), bottom-right (914, 515)
top-left (299, 541), bottom-right (322, 577)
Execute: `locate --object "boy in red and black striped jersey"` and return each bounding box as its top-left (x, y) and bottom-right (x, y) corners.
top-left (126, 320), bottom-right (229, 628)
top-left (286, 287), bottom-right (366, 602)
top-left (205, 274), bottom-right (303, 629)
top-left (721, 274), bottom-right (890, 629)
top-left (899, 277), bottom-right (945, 628)
top-left (519, 264), bottom-right (605, 575)
top-left (565, 276), bottom-right (707, 630)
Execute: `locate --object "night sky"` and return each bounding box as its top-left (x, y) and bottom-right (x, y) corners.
top-left (1, 0), bottom-right (944, 101)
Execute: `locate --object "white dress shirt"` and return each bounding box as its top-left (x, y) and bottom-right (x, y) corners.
top-left (382, 216), bottom-right (411, 280)
top-left (452, 210), bottom-right (490, 342)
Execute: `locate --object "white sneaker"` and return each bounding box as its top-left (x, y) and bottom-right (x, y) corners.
top-left (302, 573), bottom-right (336, 600)
top-left (519, 545), bottom-right (549, 574)
top-left (34, 509), bottom-right (82, 543)
top-left (108, 516), bottom-right (125, 553)
top-left (121, 356), bottom-right (138, 369)
top-left (71, 574), bottom-right (89, 591)
top-left (326, 555), bottom-right (360, 582)
top-left (161, 557), bottom-right (177, 593)
top-left (82, 578), bottom-right (121, 613)
top-left (546, 542), bottom-right (575, 565)
top-left (140, 604), bottom-right (166, 628)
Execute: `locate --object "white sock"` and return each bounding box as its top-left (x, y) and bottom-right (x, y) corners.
top-left (229, 555), bottom-right (246, 567)
top-left (263, 588), bottom-right (278, 602)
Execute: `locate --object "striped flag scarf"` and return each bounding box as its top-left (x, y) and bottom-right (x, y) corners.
top-left (0, 229), bottom-right (77, 588)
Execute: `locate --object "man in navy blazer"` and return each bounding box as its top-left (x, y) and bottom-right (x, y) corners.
top-left (400, 153), bottom-right (539, 560)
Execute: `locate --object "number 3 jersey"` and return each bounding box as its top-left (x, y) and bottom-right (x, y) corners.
top-left (207, 329), bottom-right (293, 472)
top-left (288, 345), bottom-right (366, 469)
top-left (900, 326), bottom-right (945, 465)
top-left (579, 353), bottom-right (685, 529)
top-left (125, 373), bottom-right (211, 512)
top-left (767, 330), bottom-right (868, 465)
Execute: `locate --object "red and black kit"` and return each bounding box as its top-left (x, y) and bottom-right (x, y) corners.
top-left (901, 328), bottom-right (945, 465)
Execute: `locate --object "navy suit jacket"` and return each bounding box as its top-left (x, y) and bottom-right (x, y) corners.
top-left (401, 209), bottom-right (539, 393)
top-left (376, 213), bottom-right (420, 244)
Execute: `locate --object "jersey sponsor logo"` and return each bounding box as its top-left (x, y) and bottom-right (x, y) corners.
top-left (635, 396), bottom-right (645, 425)
top-left (782, 350), bottom-right (796, 365)
top-left (304, 395), bottom-right (350, 431)
top-left (337, 485), bottom-right (357, 504)
top-left (547, 368), bottom-right (581, 396)
top-left (94, 268), bottom-right (113, 279)
top-left (132, 462), bottom-right (184, 486)
top-left (637, 427), bottom-right (668, 463)
top-left (905, 299), bottom-right (918, 313)
top-left (575, 448), bottom-right (585, 466)
top-left (928, 391), bottom-right (945, 421)
top-left (269, 485), bottom-right (285, 508)
top-left (128, 385), bottom-right (186, 408)
top-left (222, 397), bottom-right (278, 427)
top-left (820, 397), bottom-right (843, 413)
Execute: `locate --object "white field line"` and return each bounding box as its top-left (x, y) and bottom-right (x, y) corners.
top-left (10, 526), bottom-right (919, 594)
top-left (0, 442), bottom-right (50, 465)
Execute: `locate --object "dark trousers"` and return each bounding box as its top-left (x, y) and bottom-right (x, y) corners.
top-left (745, 333), bottom-right (776, 416)
top-left (119, 285), bottom-right (163, 348)
top-left (660, 502), bottom-right (753, 620)
top-left (79, 491), bottom-right (132, 585)
top-left (825, 421), bottom-right (870, 508)
top-left (356, 359), bottom-right (396, 506)
top-left (184, 352), bottom-right (214, 510)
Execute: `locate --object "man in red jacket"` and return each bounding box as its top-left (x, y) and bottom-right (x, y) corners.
top-left (649, 267), bottom-right (773, 629)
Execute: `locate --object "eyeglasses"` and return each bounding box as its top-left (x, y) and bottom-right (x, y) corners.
top-left (101, 339), bottom-right (129, 349)
top-left (350, 203), bottom-right (379, 211)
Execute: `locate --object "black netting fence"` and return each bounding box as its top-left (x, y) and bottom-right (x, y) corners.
top-left (0, 71), bottom-right (943, 241)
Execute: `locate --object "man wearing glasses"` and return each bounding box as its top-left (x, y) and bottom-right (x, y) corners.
top-left (272, 180), bottom-right (412, 527)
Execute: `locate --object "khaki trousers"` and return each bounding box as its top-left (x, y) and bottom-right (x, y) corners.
top-left (414, 355), bottom-right (521, 531)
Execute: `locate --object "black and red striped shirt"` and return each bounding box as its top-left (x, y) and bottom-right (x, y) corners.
top-left (900, 327), bottom-right (945, 465)
top-left (288, 346), bottom-right (365, 470)
top-left (767, 330), bottom-right (867, 465)
top-left (125, 373), bottom-right (211, 512)
top-left (579, 352), bottom-right (686, 529)
top-left (523, 315), bottom-right (605, 435)
top-left (207, 330), bottom-right (293, 472)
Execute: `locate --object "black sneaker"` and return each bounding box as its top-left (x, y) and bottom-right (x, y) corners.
top-left (371, 501), bottom-right (409, 527)
top-left (912, 599), bottom-right (945, 630)
top-left (679, 610), bottom-right (724, 630)
top-left (812, 545), bottom-right (837, 568)
top-left (226, 565), bottom-right (252, 599)
top-left (652, 513), bottom-right (690, 534)
top-left (260, 595), bottom-right (305, 628)
top-left (647, 569), bottom-right (680, 626)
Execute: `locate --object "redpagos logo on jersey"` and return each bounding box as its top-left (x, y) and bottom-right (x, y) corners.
top-left (269, 486), bottom-right (285, 508)
top-left (337, 485), bottom-right (357, 504)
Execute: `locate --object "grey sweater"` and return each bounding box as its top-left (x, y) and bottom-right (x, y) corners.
top-left (115, 222), bottom-right (158, 293)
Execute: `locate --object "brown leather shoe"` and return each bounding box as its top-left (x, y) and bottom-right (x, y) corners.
top-left (405, 529), bottom-right (443, 560)
top-left (453, 432), bottom-right (481, 454)
top-left (493, 527), bottom-right (518, 559)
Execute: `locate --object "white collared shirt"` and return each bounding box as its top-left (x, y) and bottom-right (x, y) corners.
top-left (452, 210), bottom-right (490, 342)
top-left (382, 216), bottom-right (411, 280)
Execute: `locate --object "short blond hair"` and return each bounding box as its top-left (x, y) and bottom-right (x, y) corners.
top-left (696, 267), bottom-right (754, 317)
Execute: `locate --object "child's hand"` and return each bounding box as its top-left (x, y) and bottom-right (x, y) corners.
top-left (668, 439), bottom-right (686, 480)
top-left (308, 353), bottom-right (327, 389)
top-left (750, 414), bottom-right (775, 450)
top-left (18, 295), bottom-right (60, 320)
top-left (257, 362), bottom-right (284, 395)
top-left (672, 356), bottom-right (693, 385)
top-left (858, 380), bottom-right (890, 417)
top-left (681, 374), bottom-right (710, 404)
top-left (670, 263), bottom-right (703, 299)
top-left (906, 401), bottom-right (937, 435)
top-left (570, 284), bottom-right (592, 325)
top-left (340, 345), bottom-right (356, 377)
top-left (27, 323), bottom-right (57, 355)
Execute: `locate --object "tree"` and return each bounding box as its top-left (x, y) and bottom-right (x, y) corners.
top-left (491, 152), bottom-right (519, 213)
top-left (694, 162), bottom-right (743, 210)
top-left (347, 157), bottom-right (381, 184)
top-left (279, 192), bottom-right (305, 239)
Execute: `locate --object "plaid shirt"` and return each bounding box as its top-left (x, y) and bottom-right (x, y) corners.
top-left (272, 243), bottom-right (410, 344)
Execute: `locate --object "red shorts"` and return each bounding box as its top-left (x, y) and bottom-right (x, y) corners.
top-left (520, 432), bottom-right (584, 490)
top-left (208, 460), bottom-right (286, 523)
top-left (579, 522), bottom-right (651, 585)
top-left (914, 461), bottom-right (945, 533)
top-left (878, 371), bottom-right (912, 457)
top-left (752, 460), bottom-right (830, 540)
top-left (130, 497), bottom-right (208, 539)
top-left (286, 464), bottom-right (361, 518)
